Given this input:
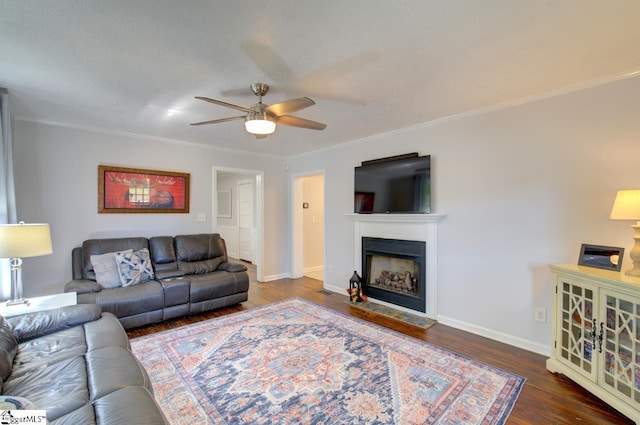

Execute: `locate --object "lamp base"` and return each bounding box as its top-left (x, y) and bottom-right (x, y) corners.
top-left (626, 223), bottom-right (640, 278)
top-left (624, 267), bottom-right (640, 277)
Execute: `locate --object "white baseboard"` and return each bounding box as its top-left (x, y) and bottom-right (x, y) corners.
top-left (324, 283), bottom-right (346, 295)
top-left (261, 272), bottom-right (292, 282)
top-left (436, 315), bottom-right (551, 356)
top-left (322, 283), bottom-right (550, 356)
top-left (303, 265), bottom-right (324, 273)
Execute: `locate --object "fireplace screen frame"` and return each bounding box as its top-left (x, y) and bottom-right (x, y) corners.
top-left (361, 237), bottom-right (426, 313)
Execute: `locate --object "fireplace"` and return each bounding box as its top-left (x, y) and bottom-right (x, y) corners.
top-left (362, 237), bottom-right (426, 313)
top-left (345, 213), bottom-right (442, 318)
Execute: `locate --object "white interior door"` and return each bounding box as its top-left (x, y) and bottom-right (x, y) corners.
top-left (238, 179), bottom-right (254, 262)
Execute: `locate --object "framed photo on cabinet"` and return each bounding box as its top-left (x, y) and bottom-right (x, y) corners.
top-left (577, 244), bottom-right (624, 272)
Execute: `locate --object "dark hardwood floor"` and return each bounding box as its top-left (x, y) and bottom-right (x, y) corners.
top-left (127, 264), bottom-right (634, 425)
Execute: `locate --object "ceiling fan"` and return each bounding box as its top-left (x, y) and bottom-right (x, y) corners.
top-left (191, 83), bottom-right (327, 139)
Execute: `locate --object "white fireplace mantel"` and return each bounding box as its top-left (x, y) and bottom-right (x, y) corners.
top-left (346, 213), bottom-right (444, 319)
top-left (345, 213), bottom-right (445, 224)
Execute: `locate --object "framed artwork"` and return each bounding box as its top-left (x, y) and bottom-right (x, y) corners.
top-left (217, 189), bottom-right (232, 218)
top-left (354, 192), bottom-right (375, 213)
top-left (98, 165), bottom-right (190, 213)
top-left (578, 244), bottom-right (624, 272)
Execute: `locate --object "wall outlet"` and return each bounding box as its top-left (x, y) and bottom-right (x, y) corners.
top-left (197, 213), bottom-right (206, 222)
top-left (535, 308), bottom-right (547, 323)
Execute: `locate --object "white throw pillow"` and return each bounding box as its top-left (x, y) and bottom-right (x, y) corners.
top-left (90, 250), bottom-right (132, 289)
top-left (115, 248), bottom-right (154, 287)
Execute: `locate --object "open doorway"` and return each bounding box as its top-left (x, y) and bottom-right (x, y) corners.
top-left (291, 172), bottom-right (325, 281)
top-left (213, 167), bottom-right (264, 282)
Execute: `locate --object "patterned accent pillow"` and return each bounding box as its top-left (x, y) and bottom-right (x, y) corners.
top-left (115, 248), bottom-right (155, 287)
top-left (91, 250), bottom-right (132, 289)
top-left (0, 395), bottom-right (39, 411)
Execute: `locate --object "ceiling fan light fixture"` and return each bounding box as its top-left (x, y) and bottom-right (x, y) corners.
top-left (245, 111), bottom-right (276, 135)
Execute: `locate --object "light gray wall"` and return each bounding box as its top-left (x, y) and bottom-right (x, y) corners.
top-left (287, 75), bottom-right (640, 354)
top-left (12, 121), bottom-right (289, 295)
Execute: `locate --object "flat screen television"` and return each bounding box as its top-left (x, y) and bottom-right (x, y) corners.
top-left (354, 153), bottom-right (431, 214)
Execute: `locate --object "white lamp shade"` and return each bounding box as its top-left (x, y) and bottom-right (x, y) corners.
top-left (0, 223), bottom-right (53, 258)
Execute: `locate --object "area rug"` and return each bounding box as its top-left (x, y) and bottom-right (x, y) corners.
top-left (344, 300), bottom-right (437, 329)
top-left (131, 299), bottom-right (525, 425)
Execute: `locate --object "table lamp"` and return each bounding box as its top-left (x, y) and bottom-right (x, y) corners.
top-left (0, 222), bottom-right (53, 305)
top-left (610, 189), bottom-right (640, 277)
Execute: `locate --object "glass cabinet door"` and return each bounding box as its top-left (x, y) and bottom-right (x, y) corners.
top-left (601, 290), bottom-right (640, 405)
top-left (558, 279), bottom-right (597, 379)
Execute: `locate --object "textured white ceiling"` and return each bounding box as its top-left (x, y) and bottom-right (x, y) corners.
top-left (2, 1), bottom-right (640, 157)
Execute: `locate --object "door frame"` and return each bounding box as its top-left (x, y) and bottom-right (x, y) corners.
top-left (291, 171), bottom-right (325, 280)
top-left (213, 167), bottom-right (264, 282)
top-left (236, 178), bottom-right (255, 263)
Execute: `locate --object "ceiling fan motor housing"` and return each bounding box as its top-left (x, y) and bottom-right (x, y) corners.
top-left (251, 83), bottom-right (269, 98)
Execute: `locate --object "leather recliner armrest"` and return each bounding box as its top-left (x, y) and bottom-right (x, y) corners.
top-left (8, 304), bottom-right (102, 343)
top-left (65, 279), bottom-right (103, 294)
top-left (218, 261), bottom-right (248, 273)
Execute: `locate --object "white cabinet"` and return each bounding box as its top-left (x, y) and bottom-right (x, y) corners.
top-left (547, 265), bottom-right (640, 424)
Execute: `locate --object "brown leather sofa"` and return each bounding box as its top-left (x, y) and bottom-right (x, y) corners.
top-left (65, 233), bottom-right (249, 329)
top-left (0, 304), bottom-right (167, 424)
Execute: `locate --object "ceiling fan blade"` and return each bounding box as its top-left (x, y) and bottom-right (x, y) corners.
top-left (190, 116), bottom-right (246, 126)
top-left (277, 115), bottom-right (327, 130)
top-left (266, 97), bottom-right (315, 116)
top-left (195, 96), bottom-right (253, 113)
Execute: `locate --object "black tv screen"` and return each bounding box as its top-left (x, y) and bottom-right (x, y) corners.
top-left (354, 154), bottom-right (431, 214)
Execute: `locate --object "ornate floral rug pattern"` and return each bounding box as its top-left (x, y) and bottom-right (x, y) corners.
top-left (131, 299), bottom-right (525, 424)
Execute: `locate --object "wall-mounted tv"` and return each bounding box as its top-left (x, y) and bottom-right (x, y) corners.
top-left (354, 153), bottom-right (431, 214)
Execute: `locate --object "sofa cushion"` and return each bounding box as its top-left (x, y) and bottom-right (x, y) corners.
top-left (3, 354), bottom-right (89, 422)
top-left (149, 236), bottom-right (177, 265)
top-left (0, 316), bottom-right (17, 381)
top-left (51, 403), bottom-right (95, 425)
top-left (150, 236), bottom-right (184, 279)
top-left (86, 346), bottom-right (152, 399)
top-left (115, 248), bottom-right (154, 286)
top-left (189, 270), bottom-right (250, 303)
top-left (11, 327), bottom-right (87, 377)
top-left (90, 250), bottom-right (131, 289)
top-left (93, 387), bottom-right (167, 424)
top-left (83, 313), bottom-right (130, 352)
top-left (79, 281), bottom-right (164, 318)
top-left (175, 234), bottom-right (227, 274)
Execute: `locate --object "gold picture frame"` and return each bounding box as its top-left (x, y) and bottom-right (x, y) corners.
top-left (98, 165), bottom-right (190, 213)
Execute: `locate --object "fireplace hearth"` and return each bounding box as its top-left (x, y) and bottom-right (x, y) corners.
top-left (362, 237), bottom-right (426, 313)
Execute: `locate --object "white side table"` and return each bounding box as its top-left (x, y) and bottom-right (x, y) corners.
top-left (0, 292), bottom-right (77, 318)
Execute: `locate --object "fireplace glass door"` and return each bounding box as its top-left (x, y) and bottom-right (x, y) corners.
top-left (362, 237), bottom-right (426, 313)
